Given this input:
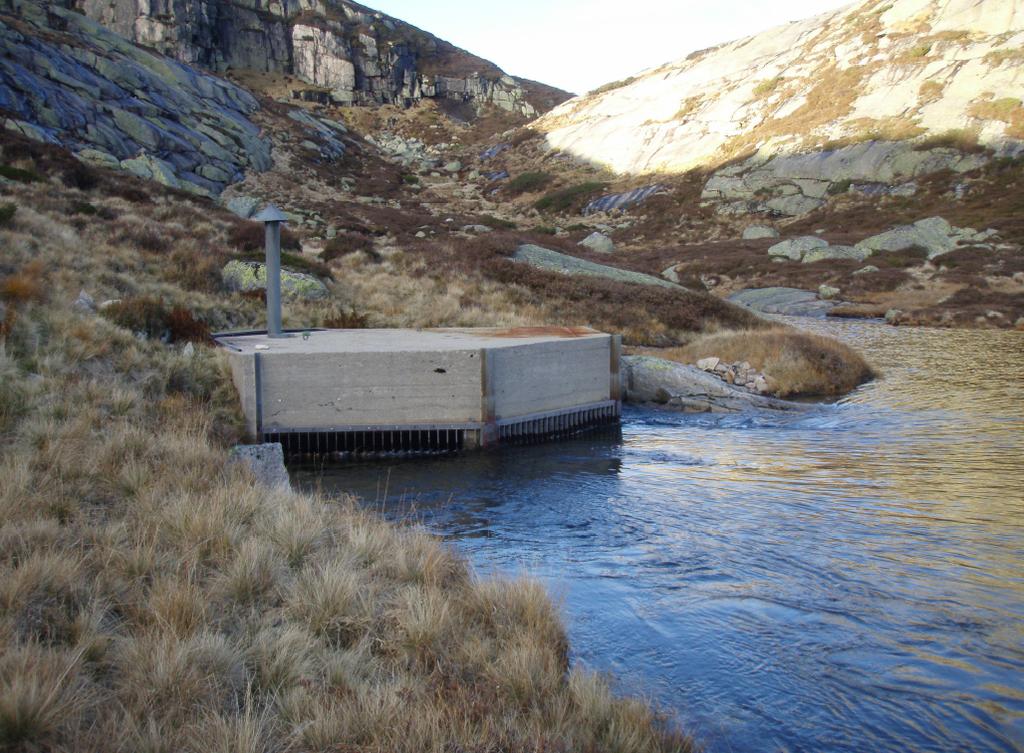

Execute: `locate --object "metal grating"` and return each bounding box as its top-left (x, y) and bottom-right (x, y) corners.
top-left (266, 401), bottom-right (621, 458)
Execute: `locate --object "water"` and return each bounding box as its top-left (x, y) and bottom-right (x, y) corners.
top-left (293, 318), bottom-right (1024, 753)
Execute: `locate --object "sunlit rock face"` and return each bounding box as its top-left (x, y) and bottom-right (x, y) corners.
top-left (534, 0), bottom-right (1024, 178)
top-left (72, 0), bottom-right (570, 117)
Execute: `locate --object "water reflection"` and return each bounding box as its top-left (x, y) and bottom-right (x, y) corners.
top-left (293, 320), bottom-right (1024, 753)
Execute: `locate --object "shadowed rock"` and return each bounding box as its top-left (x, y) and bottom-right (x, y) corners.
top-left (621, 356), bottom-right (807, 413)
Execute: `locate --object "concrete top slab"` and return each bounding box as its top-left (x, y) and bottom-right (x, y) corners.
top-left (215, 327), bottom-right (608, 355)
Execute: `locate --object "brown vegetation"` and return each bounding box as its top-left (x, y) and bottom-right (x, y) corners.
top-left (639, 328), bottom-right (876, 397)
top-left (0, 137), bottom-right (693, 753)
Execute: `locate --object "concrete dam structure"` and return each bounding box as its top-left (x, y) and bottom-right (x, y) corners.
top-left (216, 327), bottom-right (622, 454)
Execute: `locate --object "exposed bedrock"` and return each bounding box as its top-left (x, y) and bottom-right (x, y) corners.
top-left (71, 0), bottom-right (569, 117)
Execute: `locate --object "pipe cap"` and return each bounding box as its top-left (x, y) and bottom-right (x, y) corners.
top-left (253, 204), bottom-right (288, 223)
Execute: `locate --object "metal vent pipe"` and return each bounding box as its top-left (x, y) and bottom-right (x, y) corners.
top-left (253, 204), bottom-right (288, 338)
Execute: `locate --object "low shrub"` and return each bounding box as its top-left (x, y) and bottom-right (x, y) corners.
top-left (280, 251), bottom-right (332, 279)
top-left (101, 296), bottom-right (209, 343)
top-left (117, 226), bottom-right (172, 253)
top-left (0, 164), bottom-right (42, 183)
top-left (588, 76), bottom-right (637, 97)
top-left (322, 306), bottom-right (370, 329)
top-left (510, 127), bottom-right (540, 147)
top-left (61, 162), bottom-right (99, 191)
top-left (227, 222), bottom-right (301, 254)
top-left (827, 179), bottom-right (853, 195)
top-left (402, 174), bottom-right (420, 185)
top-left (534, 182), bottom-right (607, 213)
top-left (506, 171), bottom-right (553, 196)
top-left (479, 215), bottom-right (516, 230)
top-left (0, 203), bottom-right (16, 226)
top-left (0, 263), bottom-right (46, 306)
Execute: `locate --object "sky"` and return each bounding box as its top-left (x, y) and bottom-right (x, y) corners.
top-left (367, 0), bottom-right (857, 95)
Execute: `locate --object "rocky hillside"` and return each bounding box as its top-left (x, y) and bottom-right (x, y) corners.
top-left (534, 0), bottom-right (1023, 215)
top-left (70, 0), bottom-right (570, 118)
top-left (0, 2), bottom-right (283, 198)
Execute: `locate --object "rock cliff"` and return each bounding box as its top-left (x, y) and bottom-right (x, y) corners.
top-left (0, 1), bottom-right (357, 197)
top-left (70, 0), bottom-right (570, 117)
top-left (534, 0), bottom-right (1024, 215)
top-left (0, 1), bottom-right (275, 197)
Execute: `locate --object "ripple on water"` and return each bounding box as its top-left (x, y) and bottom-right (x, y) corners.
top-left (293, 319), bottom-right (1024, 753)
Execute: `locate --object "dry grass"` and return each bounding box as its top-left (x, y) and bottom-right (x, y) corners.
top-left (639, 328), bottom-right (875, 397)
top-left (0, 137), bottom-right (692, 753)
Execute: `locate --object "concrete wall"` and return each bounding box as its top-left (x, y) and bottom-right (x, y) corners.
top-left (221, 330), bottom-right (619, 443)
top-left (256, 347), bottom-right (483, 432)
top-left (486, 336), bottom-right (612, 420)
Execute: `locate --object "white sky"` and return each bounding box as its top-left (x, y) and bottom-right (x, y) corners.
top-left (367, 0), bottom-right (857, 94)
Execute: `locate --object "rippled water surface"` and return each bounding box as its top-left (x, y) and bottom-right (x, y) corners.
top-left (293, 319), bottom-right (1024, 752)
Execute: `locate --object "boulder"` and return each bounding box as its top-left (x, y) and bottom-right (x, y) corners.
top-left (818, 284), bottom-right (841, 300)
top-left (742, 225), bottom-right (779, 240)
top-left (578, 231), bottom-right (615, 254)
top-left (765, 194), bottom-right (825, 216)
top-left (855, 216), bottom-right (996, 259)
top-left (767, 236), bottom-right (828, 261)
top-left (221, 260), bottom-right (329, 300)
top-left (444, 160), bottom-right (462, 173)
top-left (621, 356), bottom-right (806, 413)
top-left (729, 287), bottom-right (837, 317)
top-left (513, 244), bottom-right (681, 289)
top-left (661, 264), bottom-right (680, 283)
top-left (225, 195), bottom-right (261, 219)
top-left (802, 245), bottom-right (872, 264)
top-left (696, 357), bottom-right (720, 371)
top-left (228, 443), bottom-right (290, 491)
top-left (461, 224), bottom-right (492, 234)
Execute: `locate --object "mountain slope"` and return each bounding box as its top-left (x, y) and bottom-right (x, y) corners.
top-left (72, 0), bottom-right (571, 118)
top-left (535, 0), bottom-right (1024, 175)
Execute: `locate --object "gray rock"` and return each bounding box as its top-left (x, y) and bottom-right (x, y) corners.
top-left (661, 264), bottom-right (680, 283)
top-left (855, 216), bottom-right (993, 259)
top-left (0, 6), bottom-right (275, 197)
top-left (702, 141), bottom-right (991, 217)
top-left (578, 231), bottom-right (616, 254)
top-left (225, 195), bottom-right (261, 219)
top-left (513, 244), bottom-right (682, 289)
top-left (181, 342), bottom-right (195, 357)
top-left (696, 357), bottom-right (720, 371)
top-left (621, 356), bottom-right (805, 413)
top-left (221, 260), bottom-right (329, 300)
top-left (765, 194), bottom-right (825, 216)
top-left (729, 287), bottom-right (837, 317)
top-left (802, 245), bottom-right (873, 264)
top-left (461, 224), bottom-right (492, 234)
top-left (767, 236), bottom-right (828, 261)
top-left (583, 185), bottom-right (666, 215)
top-left (818, 284), bottom-right (841, 300)
top-left (742, 225), bottom-right (779, 240)
top-left (852, 265), bottom-right (880, 275)
top-left (72, 289), bottom-right (95, 313)
top-left (228, 443), bottom-right (290, 491)
top-left (444, 160), bottom-right (462, 172)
